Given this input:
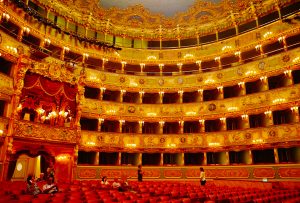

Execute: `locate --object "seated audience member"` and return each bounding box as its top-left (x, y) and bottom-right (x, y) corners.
top-left (26, 175), bottom-right (41, 196)
top-left (112, 177), bottom-right (122, 190)
top-left (36, 173), bottom-right (45, 182)
top-left (42, 177), bottom-right (58, 195)
top-left (101, 176), bottom-right (109, 185)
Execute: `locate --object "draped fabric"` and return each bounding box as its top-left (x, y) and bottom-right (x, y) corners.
top-left (23, 74), bottom-right (77, 101)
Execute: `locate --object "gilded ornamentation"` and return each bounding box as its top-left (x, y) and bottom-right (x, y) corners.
top-left (128, 106), bottom-right (136, 113)
top-left (13, 120), bottom-right (77, 143)
top-left (278, 168), bottom-right (300, 178)
top-left (158, 79), bottom-right (164, 86)
top-left (258, 61), bottom-right (265, 70)
top-left (120, 76), bottom-right (126, 83)
top-left (253, 168), bottom-right (275, 178)
top-left (208, 103), bottom-right (216, 111)
top-left (217, 73), bottom-right (223, 79)
top-left (282, 55), bottom-right (290, 62)
top-left (78, 168), bottom-right (97, 179)
top-left (139, 79), bottom-right (145, 84)
top-left (177, 78), bottom-right (183, 84)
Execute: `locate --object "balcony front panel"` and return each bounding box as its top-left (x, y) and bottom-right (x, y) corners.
top-left (0, 73), bottom-right (13, 100)
top-left (13, 120), bottom-right (78, 144)
top-left (76, 164), bottom-right (300, 181)
top-left (82, 84), bottom-right (300, 121)
top-left (85, 48), bottom-right (300, 90)
top-left (80, 123), bottom-right (300, 151)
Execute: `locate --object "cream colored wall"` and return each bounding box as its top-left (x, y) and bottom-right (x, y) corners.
top-left (12, 155), bottom-right (41, 181)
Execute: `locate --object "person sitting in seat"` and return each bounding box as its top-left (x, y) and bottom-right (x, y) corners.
top-left (26, 175), bottom-right (41, 197)
top-left (112, 177), bottom-right (121, 189)
top-left (42, 177), bottom-right (58, 195)
top-left (101, 176), bottom-right (109, 185)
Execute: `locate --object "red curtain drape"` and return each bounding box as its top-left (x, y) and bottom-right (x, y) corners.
top-left (23, 74), bottom-right (77, 101)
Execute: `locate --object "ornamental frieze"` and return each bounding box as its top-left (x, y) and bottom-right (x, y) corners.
top-left (79, 123), bottom-right (300, 151)
top-left (85, 46), bottom-right (300, 91)
top-left (81, 84), bottom-right (300, 121)
top-left (13, 120), bottom-right (78, 143)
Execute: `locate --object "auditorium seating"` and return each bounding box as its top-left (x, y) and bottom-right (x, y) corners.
top-left (0, 180), bottom-right (299, 203)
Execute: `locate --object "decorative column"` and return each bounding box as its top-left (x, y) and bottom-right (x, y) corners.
top-left (72, 145), bottom-right (79, 180)
top-left (225, 151), bottom-right (230, 165)
top-left (274, 148), bottom-right (279, 164)
top-left (264, 110), bottom-right (273, 126)
top-left (17, 28), bottom-right (24, 41)
top-left (199, 119), bottom-right (205, 133)
top-left (278, 36), bottom-right (287, 51)
top-left (0, 57), bottom-right (28, 180)
top-left (196, 60), bottom-right (202, 73)
top-left (255, 44), bottom-right (264, 57)
top-left (159, 121), bottom-right (164, 134)
top-left (238, 82), bottom-right (246, 96)
top-left (260, 76), bottom-right (269, 91)
top-left (139, 90), bottom-right (144, 104)
top-left (276, 3), bottom-right (282, 19)
top-left (140, 63), bottom-right (145, 74)
top-left (120, 89), bottom-right (126, 103)
top-left (159, 91), bottom-right (164, 104)
top-left (119, 120), bottom-right (125, 133)
top-left (290, 106), bottom-right (299, 123)
top-left (220, 117), bottom-right (227, 131)
top-left (215, 56), bottom-right (221, 69)
top-left (177, 63), bottom-right (182, 74)
top-left (217, 86), bottom-right (224, 99)
top-left (160, 153), bottom-right (163, 166)
top-left (117, 152), bottom-right (121, 166)
top-left (74, 81), bottom-right (85, 129)
top-left (99, 87), bottom-right (106, 100)
top-left (248, 150), bottom-right (253, 165)
top-left (235, 51), bottom-right (242, 64)
top-left (138, 121), bottom-right (144, 134)
top-left (179, 120), bottom-right (184, 134)
top-left (121, 61), bottom-right (126, 73)
top-left (159, 64), bottom-right (164, 76)
top-left (98, 118), bottom-right (104, 131)
top-left (250, 2), bottom-right (259, 27)
top-left (60, 47), bottom-right (69, 61)
top-left (178, 90), bottom-right (183, 103)
top-left (102, 58), bottom-right (108, 71)
top-left (197, 89), bottom-right (203, 102)
top-left (82, 53), bottom-right (89, 64)
top-left (284, 69), bottom-right (293, 86)
top-left (241, 114), bottom-right (250, 129)
top-left (203, 152), bottom-right (207, 165)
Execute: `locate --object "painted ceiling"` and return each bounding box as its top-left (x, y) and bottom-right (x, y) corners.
top-left (99, 0), bottom-right (222, 17)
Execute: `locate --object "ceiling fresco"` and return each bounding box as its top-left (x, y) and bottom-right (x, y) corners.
top-left (99, 0), bottom-right (222, 17)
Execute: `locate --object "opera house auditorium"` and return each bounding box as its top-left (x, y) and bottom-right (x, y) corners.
top-left (0, 0), bottom-right (300, 202)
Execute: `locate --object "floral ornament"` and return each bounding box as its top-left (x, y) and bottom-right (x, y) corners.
top-left (97, 136), bottom-right (104, 143)
top-left (217, 73), bottom-right (223, 79)
top-left (197, 77), bottom-right (203, 82)
top-left (180, 137), bottom-right (186, 143)
top-left (282, 55), bottom-right (290, 62)
top-left (258, 61), bottom-right (265, 70)
top-left (268, 130), bottom-right (277, 138)
top-left (139, 78), bottom-right (145, 84)
top-left (100, 74), bottom-right (106, 81)
top-left (208, 103), bottom-right (216, 111)
top-left (128, 106), bottom-right (136, 113)
top-left (160, 137), bottom-right (165, 143)
top-left (245, 133), bottom-right (252, 139)
top-left (158, 79), bottom-right (164, 86)
top-left (177, 77), bottom-right (183, 84)
top-left (120, 76), bottom-right (126, 83)
top-left (236, 68), bottom-right (243, 76)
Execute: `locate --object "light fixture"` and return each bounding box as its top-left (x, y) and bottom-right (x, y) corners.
top-left (238, 82), bottom-right (245, 87)
top-left (2, 13), bottom-right (10, 21)
top-left (291, 106), bottom-right (298, 112)
top-left (234, 51), bottom-right (241, 56)
top-left (241, 114), bottom-right (248, 119)
top-left (44, 38), bottom-right (51, 46)
top-left (263, 31), bottom-right (273, 38)
top-left (255, 44), bottom-right (262, 51)
top-left (214, 56), bottom-right (220, 61)
top-left (147, 55), bottom-right (157, 60)
top-left (222, 46), bottom-right (232, 52)
top-left (23, 27), bottom-right (30, 35)
top-left (63, 46), bottom-right (70, 53)
top-left (278, 36), bottom-right (285, 43)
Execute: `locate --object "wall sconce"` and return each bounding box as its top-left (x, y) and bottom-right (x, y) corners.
top-left (121, 61), bottom-right (127, 65)
top-left (177, 63), bottom-right (183, 67)
top-left (167, 143), bottom-right (176, 147)
top-left (139, 121), bottom-right (144, 126)
top-left (241, 114), bottom-right (248, 119)
top-left (2, 13), bottom-right (10, 21)
top-left (278, 36), bottom-right (285, 43)
top-left (139, 90), bottom-right (145, 96)
top-left (255, 44), bottom-right (262, 51)
top-left (83, 53), bottom-right (89, 60)
top-left (0, 129), bottom-right (3, 135)
top-left (59, 110), bottom-right (68, 118)
top-left (293, 57), bottom-right (300, 63)
top-left (37, 108), bottom-right (45, 115)
top-left (199, 119), bottom-right (205, 125)
top-left (263, 31), bottom-right (273, 38)
top-left (63, 46), bottom-right (70, 53)
top-left (98, 118), bottom-right (104, 123)
top-left (159, 121), bottom-right (165, 125)
top-left (220, 117), bottom-right (226, 122)
top-left (196, 60), bottom-right (202, 65)
top-left (147, 112), bottom-right (157, 116)
top-left (186, 111), bottom-right (196, 116)
top-left (184, 54), bottom-right (194, 59)
top-left (119, 120), bottom-right (125, 125)
top-left (100, 87), bottom-right (106, 92)
top-left (44, 38), bottom-right (51, 46)
top-left (260, 76), bottom-right (267, 81)
top-left (178, 120), bottom-right (184, 125)
top-left (217, 86), bottom-right (223, 91)
top-left (234, 51), bottom-right (241, 56)
top-left (222, 46), bottom-right (232, 52)
top-left (23, 27), bottom-right (30, 35)
top-left (245, 70), bottom-right (256, 76)
top-left (252, 139), bottom-right (264, 144)
top-left (6, 46), bottom-right (17, 54)
top-left (159, 91), bottom-right (164, 96)
top-left (284, 70), bottom-right (291, 76)
top-left (126, 143), bottom-right (136, 148)
top-left (227, 107), bottom-right (238, 111)
top-left (56, 154), bottom-right (69, 161)
top-left (178, 90), bottom-right (183, 94)
top-left (147, 55), bottom-right (157, 60)
top-left (48, 111), bottom-right (58, 118)
top-left (197, 89), bottom-right (203, 93)
top-left (86, 141), bottom-right (96, 146)
top-left (209, 142), bottom-right (220, 147)
top-left (238, 82), bottom-right (245, 87)
top-left (272, 98), bottom-right (286, 104)
top-left (264, 110), bottom-right (272, 117)
top-left (205, 79), bottom-right (215, 84)
top-left (140, 63), bottom-right (145, 67)
top-left (214, 56), bottom-right (220, 61)
top-left (120, 89), bottom-right (126, 94)
top-left (290, 106), bottom-right (298, 112)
